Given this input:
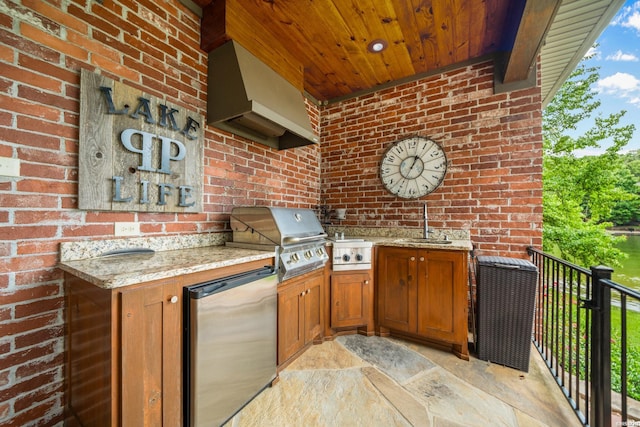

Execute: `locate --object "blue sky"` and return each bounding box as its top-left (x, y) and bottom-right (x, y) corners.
top-left (572, 0), bottom-right (640, 155)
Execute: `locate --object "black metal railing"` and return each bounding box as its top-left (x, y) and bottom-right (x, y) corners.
top-left (527, 247), bottom-right (640, 427)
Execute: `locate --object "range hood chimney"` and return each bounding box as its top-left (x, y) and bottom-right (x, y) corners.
top-left (207, 41), bottom-right (319, 150)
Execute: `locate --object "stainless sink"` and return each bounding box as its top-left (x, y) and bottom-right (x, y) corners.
top-left (397, 238), bottom-right (453, 244)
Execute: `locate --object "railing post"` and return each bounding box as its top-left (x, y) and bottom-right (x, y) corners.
top-left (590, 265), bottom-right (613, 427)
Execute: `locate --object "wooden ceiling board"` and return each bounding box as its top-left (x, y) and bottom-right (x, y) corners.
top-left (258, 1), bottom-right (356, 95)
top-left (322, 1), bottom-right (397, 92)
top-left (224, 0), bottom-right (305, 90)
top-left (191, 0), bottom-right (625, 105)
top-left (394, 0), bottom-right (430, 72)
top-left (467, 0), bottom-right (489, 59)
top-left (348, 1), bottom-right (416, 80)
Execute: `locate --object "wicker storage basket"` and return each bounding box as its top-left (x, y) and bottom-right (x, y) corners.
top-left (476, 256), bottom-right (538, 372)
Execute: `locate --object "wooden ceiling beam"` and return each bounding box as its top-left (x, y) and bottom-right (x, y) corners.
top-left (502, 0), bottom-right (561, 84)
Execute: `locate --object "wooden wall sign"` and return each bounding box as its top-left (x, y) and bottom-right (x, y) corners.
top-left (79, 69), bottom-right (203, 213)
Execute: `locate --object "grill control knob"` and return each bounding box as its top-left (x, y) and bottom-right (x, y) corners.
top-left (304, 250), bottom-right (313, 259)
top-left (342, 254), bottom-right (351, 262)
top-left (355, 253), bottom-right (363, 261)
top-left (316, 248), bottom-right (325, 256)
top-left (291, 253), bottom-right (300, 263)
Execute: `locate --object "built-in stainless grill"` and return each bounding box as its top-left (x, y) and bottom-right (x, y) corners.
top-left (227, 207), bottom-right (329, 281)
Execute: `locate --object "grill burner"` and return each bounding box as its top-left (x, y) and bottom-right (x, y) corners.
top-left (227, 207), bottom-right (328, 281)
top-left (331, 240), bottom-right (373, 271)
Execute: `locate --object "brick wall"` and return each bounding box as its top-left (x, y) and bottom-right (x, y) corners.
top-left (321, 62), bottom-right (543, 255)
top-left (0, 1), bottom-right (320, 425)
top-left (0, 1), bottom-right (543, 426)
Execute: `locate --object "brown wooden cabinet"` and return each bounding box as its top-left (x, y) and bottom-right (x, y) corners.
top-left (330, 271), bottom-right (373, 332)
top-left (377, 246), bottom-right (469, 360)
top-left (277, 268), bottom-right (324, 367)
top-left (65, 258), bottom-right (273, 426)
top-left (65, 275), bottom-right (183, 427)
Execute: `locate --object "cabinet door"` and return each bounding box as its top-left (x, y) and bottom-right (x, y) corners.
top-left (417, 250), bottom-right (466, 342)
top-left (303, 272), bottom-right (323, 343)
top-left (120, 279), bottom-right (182, 427)
top-left (331, 272), bottom-right (369, 328)
top-left (377, 247), bottom-right (418, 332)
top-left (277, 282), bottom-right (304, 364)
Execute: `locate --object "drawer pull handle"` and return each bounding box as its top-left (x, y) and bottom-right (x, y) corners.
top-left (169, 295), bottom-right (178, 304)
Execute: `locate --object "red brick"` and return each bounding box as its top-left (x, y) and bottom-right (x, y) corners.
top-left (0, 315), bottom-right (58, 351)
top-left (67, 3), bottom-right (122, 38)
top-left (16, 240), bottom-right (59, 256)
top-left (13, 373), bottom-right (63, 412)
top-left (23, 0), bottom-right (88, 34)
top-left (0, 27), bottom-right (61, 63)
top-left (14, 269), bottom-right (62, 287)
top-left (0, 193), bottom-right (59, 209)
top-left (0, 225), bottom-right (58, 241)
top-left (14, 297), bottom-right (64, 320)
top-left (0, 254), bottom-right (58, 275)
top-left (16, 179), bottom-right (76, 195)
top-left (0, 62), bottom-right (62, 94)
top-left (20, 22), bottom-right (88, 62)
top-left (60, 224), bottom-right (113, 238)
top-left (0, 92), bottom-right (59, 122)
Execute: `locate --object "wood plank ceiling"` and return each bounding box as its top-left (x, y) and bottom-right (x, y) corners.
top-left (185, 0), bottom-right (564, 104)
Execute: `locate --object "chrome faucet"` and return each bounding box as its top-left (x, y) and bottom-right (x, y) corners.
top-left (423, 202), bottom-right (431, 238)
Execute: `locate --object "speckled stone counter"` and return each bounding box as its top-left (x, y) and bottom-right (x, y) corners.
top-left (325, 226), bottom-right (473, 251)
top-left (358, 236), bottom-right (472, 251)
top-left (58, 233), bottom-right (274, 289)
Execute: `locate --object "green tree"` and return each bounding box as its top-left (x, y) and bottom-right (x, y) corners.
top-left (542, 58), bottom-right (636, 267)
top-left (608, 150), bottom-right (640, 225)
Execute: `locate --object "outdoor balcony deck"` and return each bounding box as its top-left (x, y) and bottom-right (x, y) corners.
top-left (226, 334), bottom-right (580, 426)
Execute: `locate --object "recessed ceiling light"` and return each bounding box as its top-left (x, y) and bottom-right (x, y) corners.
top-left (367, 39), bottom-right (388, 53)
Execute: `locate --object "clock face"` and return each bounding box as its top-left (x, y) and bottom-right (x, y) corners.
top-left (380, 136), bottom-right (447, 199)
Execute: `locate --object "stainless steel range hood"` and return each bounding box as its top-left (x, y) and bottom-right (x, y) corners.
top-left (207, 41), bottom-right (319, 150)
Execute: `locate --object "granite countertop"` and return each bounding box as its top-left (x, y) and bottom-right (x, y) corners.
top-left (327, 236), bottom-right (472, 251)
top-left (363, 236), bottom-right (472, 251)
top-left (325, 227), bottom-right (473, 251)
top-left (59, 245), bottom-right (275, 289)
top-left (58, 228), bottom-right (472, 290)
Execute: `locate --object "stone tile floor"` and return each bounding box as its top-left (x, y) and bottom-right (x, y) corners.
top-left (226, 335), bottom-right (581, 427)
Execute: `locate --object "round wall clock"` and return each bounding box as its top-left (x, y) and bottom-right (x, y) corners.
top-left (380, 136), bottom-right (447, 199)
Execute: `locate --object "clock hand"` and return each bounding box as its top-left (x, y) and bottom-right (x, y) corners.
top-left (408, 156), bottom-right (420, 172)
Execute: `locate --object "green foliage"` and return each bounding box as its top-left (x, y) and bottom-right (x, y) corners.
top-left (609, 151), bottom-right (640, 225)
top-left (542, 55), bottom-right (636, 268)
top-left (547, 287), bottom-right (640, 401)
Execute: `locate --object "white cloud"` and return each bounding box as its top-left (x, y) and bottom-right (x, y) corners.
top-left (606, 50), bottom-right (639, 61)
top-left (613, 1), bottom-right (640, 33)
top-left (596, 72), bottom-right (640, 93)
top-left (625, 11), bottom-right (640, 31)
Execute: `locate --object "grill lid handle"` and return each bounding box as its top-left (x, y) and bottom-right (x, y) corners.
top-left (282, 233), bottom-right (328, 245)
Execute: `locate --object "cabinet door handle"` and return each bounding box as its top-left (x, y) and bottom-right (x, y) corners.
top-left (168, 295), bottom-right (178, 304)
top-left (410, 257), bottom-right (416, 262)
top-left (419, 257), bottom-right (425, 262)
top-left (363, 280), bottom-right (369, 285)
